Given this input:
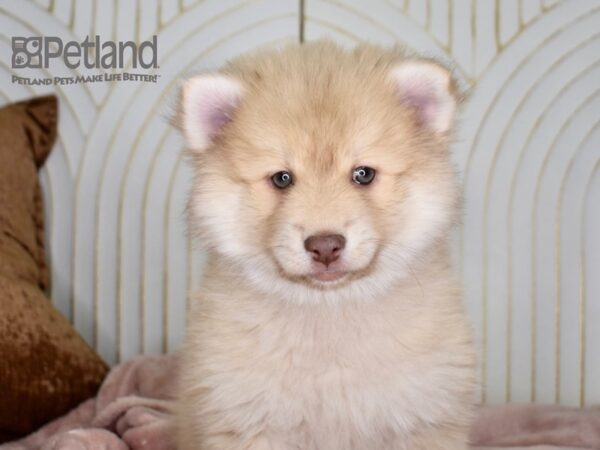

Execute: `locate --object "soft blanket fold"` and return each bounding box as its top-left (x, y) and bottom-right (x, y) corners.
top-left (2, 354), bottom-right (599, 450)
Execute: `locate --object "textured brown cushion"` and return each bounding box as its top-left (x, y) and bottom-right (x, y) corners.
top-left (0, 96), bottom-right (108, 442)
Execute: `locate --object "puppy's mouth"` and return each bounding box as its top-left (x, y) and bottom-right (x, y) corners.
top-left (270, 256), bottom-right (355, 287)
top-left (302, 255), bottom-right (379, 287)
top-left (310, 270), bottom-right (347, 283)
top-left (268, 241), bottom-right (380, 288)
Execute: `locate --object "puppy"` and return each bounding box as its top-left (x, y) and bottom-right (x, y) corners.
top-left (176, 41), bottom-right (476, 450)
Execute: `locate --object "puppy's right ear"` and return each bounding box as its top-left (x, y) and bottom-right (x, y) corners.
top-left (389, 60), bottom-right (457, 134)
top-left (180, 75), bottom-right (244, 152)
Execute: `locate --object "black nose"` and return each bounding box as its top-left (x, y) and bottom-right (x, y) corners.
top-left (304, 234), bottom-right (346, 266)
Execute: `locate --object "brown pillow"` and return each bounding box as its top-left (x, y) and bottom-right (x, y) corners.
top-left (0, 96), bottom-right (108, 442)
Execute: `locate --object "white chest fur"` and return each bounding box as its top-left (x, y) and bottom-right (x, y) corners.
top-left (178, 282), bottom-right (475, 450)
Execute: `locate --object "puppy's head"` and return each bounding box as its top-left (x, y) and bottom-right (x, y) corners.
top-left (180, 43), bottom-right (460, 302)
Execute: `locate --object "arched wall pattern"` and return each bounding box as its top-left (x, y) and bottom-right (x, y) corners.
top-left (0, 0), bottom-right (598, 406)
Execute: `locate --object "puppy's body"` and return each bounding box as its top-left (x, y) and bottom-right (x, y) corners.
top-left (177, 42), bottom-right (476, 449)
top-left (179, 257), bottom-right (473, 450)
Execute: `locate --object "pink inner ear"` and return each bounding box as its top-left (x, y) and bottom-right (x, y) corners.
top-left (199, 91), bottom-right (239, 140)
top-left (390, 62), bottom-right (455, 133)
top-left (182, 75), bottom-right (243, 150)
top-left (397, 79), bottom-right (440, 128)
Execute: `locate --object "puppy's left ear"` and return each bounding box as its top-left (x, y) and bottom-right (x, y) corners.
top-left (389, 60), bottom-right (458, 134)
top-left (180, 74), bottom-right (244, 152)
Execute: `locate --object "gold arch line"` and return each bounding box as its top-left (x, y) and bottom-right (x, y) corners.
top-left (504, 58), bottom-right (600, 402)
top-left (457, 5), bottom-right (600, 402)
top-left (531, 91), bottom-right (600, 403)
top-left (314, 0), bottom-right (472, 84)
top-left (579, 157), bottom-right (600, 407)
top-left (554, 119), bottom-right (600, 405)
top-left (481, 35), bottom-right (600, 402)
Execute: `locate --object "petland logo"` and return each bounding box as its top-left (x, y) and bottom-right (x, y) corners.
top-left (11, 35), bottom-right (160, 85)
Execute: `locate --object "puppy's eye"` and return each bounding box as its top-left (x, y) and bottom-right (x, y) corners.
top-left (271, 171), bottom-right (293, 189)
top-left (352, 166), bottom-right (376, 185)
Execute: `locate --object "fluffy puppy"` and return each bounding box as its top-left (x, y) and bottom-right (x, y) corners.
top-left (176, 41), bottom-right (476, 450)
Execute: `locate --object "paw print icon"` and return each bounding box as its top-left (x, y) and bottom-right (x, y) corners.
top-left (12, 37), bottom-right (43, 68)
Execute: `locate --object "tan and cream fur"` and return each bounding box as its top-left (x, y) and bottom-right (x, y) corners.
top-left (176, 42), bottom-right (476, 450)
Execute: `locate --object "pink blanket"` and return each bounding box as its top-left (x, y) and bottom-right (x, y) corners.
top-left (2, 354), bottom-right (599, 450)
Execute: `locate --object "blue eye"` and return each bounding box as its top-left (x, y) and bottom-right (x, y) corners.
top-left (352, 166), bottom-right (376, 185)
top-left (271, 171), bottom-right (293, 189)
